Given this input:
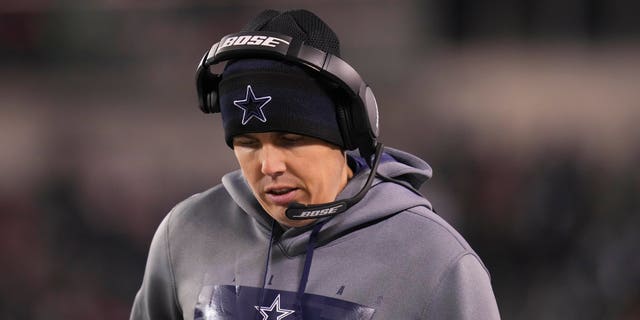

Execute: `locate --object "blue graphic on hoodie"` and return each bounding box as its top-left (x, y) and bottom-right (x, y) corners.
top-left (194, 285), bottom-right (375, 320)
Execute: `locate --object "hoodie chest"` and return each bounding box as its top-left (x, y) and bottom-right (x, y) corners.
top-left (184, 234), bottom-right (428, 320)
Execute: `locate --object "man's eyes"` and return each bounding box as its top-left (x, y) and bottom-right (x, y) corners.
top-left (233, 134), bottom-right (310, 148)
top-left (233, 138), bottom-right (259, 147)
top-left (279, 134), bottom-right (306, 145)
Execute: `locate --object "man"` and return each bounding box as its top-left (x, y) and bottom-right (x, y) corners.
top-left (131, 9), bottom-right (500, 320)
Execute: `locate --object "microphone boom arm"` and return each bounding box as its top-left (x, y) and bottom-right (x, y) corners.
top-left (285, 142), bottom-right (384, 220)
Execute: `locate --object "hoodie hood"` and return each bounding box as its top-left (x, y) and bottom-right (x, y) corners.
top-left (222, 146), bottom-right (433, 256)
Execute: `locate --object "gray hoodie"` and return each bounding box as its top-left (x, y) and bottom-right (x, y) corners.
top-left (130, 147), bottom-right (500, 319)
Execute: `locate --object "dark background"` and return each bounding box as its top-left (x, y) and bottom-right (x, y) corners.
top-left (1, 0), bottom-right (639, 319)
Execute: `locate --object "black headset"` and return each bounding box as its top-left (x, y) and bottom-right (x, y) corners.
top-left (195, 31), bottom-right (380, 160)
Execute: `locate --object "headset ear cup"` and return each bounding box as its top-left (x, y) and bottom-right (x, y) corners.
top-left (364, 86), bottom-right (379, 138)
top-left (347, 96), bottom-right (377, 159)
top-left (335, 104), bottom-right (354, 150)
top-left (196, 64), bottom-right (221, 114)
top-left (206, 91), bottom-right (219, 113)
top-left (356, 86), bottom-right (378, 159)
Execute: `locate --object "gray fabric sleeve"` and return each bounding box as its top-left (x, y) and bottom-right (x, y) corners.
top-left (423, 253), bottom-right (501, 319)
top-left (130, 211), bottom-right (183, 320)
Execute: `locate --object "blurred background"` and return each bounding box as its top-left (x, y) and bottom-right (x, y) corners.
top-left (1, 0), bottom-right (639, 319)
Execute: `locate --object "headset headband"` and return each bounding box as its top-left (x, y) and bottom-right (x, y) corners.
top-left (196, 31), bottom-right (379, 158)
top-left (206, 31), bottom-right (366, 98)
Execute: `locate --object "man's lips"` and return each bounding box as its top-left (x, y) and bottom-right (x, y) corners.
top-left (264, 187), bottom-right (299, 206)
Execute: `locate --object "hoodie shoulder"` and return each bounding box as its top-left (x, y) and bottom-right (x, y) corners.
top-left (386, 203), bottom-right (498, 318)
top-left (407, 205), bottom-right (499, 318)
top-left (166, 184), bottom-right (230, 228)
top-left (404, 206), bottom-right (477, 255)
top-left (373, 147), bottom-right (481, 262)
top-left (130, 186), bottom-right (228, 320)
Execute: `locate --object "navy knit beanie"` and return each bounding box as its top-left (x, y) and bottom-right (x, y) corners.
top-left (218, 9), bottom-right (344, 148)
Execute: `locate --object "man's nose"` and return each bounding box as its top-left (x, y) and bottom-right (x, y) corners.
top-left (260, 145), bottom-right (286, 178)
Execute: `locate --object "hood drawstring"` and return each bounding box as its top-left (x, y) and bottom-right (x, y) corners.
top-left (256, 219), bottom-right (325, 319)
top-left (257, 219), bottom-right (277, 319)
top-left (294, 221), bottom-right (326, 317)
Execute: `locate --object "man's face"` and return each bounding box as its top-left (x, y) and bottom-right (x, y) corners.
top-left (233, 132), bottom-right (353, 227)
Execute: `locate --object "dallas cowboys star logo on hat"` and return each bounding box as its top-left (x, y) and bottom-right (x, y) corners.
top-left (233, 85), bottom-right (272, 125)
top-left (254, 294), bottom-right (295, 320)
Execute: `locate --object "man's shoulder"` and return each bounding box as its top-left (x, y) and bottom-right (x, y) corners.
top-left (163, 183), bottom-right (234, 230)
top-left (385, 204), bottom-right (481, 266)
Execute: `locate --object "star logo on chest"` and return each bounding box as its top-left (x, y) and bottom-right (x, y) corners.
top-left (254, 294), bottom-right (295, 320)
top-left (233, 85), bottom-right (272, 125)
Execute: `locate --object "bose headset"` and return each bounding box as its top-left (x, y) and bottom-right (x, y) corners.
top-left (195, 30), bottom-right (385, 220)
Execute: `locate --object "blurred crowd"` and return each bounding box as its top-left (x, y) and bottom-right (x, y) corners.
top-left (1, 1), bottom-right (639, 319)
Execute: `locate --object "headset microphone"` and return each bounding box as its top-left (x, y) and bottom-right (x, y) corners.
top-left (285, 142), bottom-right (383, 220)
